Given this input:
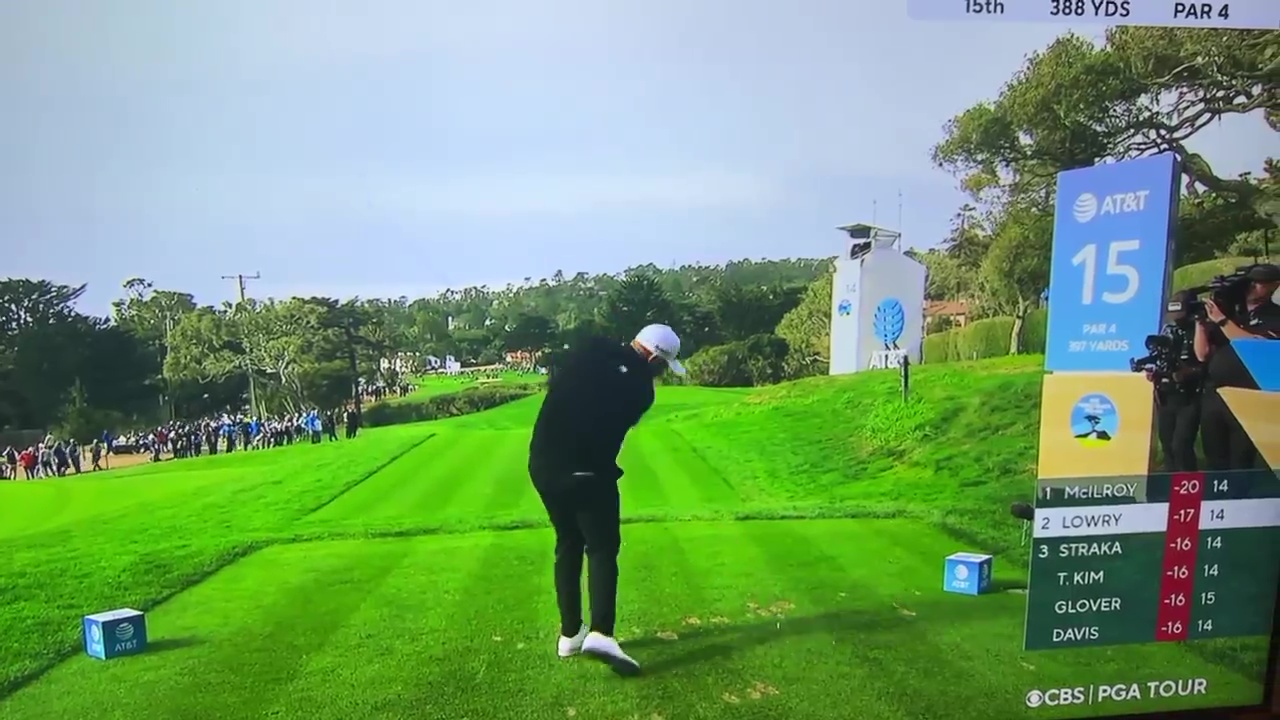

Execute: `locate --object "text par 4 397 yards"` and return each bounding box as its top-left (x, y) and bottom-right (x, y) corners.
top-left (907, 0), bottom-right (1279, 30)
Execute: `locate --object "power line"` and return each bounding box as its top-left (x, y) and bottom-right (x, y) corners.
top-left (221, 272), bottom-right (262, 417)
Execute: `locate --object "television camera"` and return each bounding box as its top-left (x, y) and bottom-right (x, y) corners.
top-left (1128, 333), bottom-right (1176, 379)
top-left (1177, 264), bottom-right (1264, 323)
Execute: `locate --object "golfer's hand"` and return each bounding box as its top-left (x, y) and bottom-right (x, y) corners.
top-left (1143, 368), bottom-right (1155, 382)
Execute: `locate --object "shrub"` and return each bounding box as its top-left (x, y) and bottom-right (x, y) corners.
top-left (922, 309), bottom-right (1047, 364)
top-left (685, 334), bottom-right (789, 387)
top-left (362, 385), bottom-right (539, 427)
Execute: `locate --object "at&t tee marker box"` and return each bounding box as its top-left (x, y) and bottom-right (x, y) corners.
top-left (84, 608), bottom-right (148, 660)
top-left (944, 553), bottom-right (993, 596)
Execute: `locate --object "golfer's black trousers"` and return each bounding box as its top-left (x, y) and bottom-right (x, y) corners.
top-left (532, 470), bottom-right (621, 638)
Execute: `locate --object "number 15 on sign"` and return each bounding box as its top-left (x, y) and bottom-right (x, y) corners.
top-left (1071, 240), bottom-right (1141, 305)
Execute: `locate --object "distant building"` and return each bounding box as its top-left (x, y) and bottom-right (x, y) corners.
top-left (379, 353), bottom-right (420, 376)
top-left (925, 300), bottom-right (970, 329)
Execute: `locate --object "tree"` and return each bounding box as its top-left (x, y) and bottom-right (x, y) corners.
top-left (774, 268), bottom-right (834, 377)
top-left (934, 28), bottom-right (1277, 224)
top-left (505, 312), bottom-right (556, 353)
top-left (597, 273), bottom-right (679, 340)
top-left (709, 282), bottom-right (804, 344)
top-left (980, 201), bottom-right (1054, 354)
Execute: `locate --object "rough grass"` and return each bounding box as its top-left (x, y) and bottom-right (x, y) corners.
top-left (0, 356), bottom-right (1272, 719)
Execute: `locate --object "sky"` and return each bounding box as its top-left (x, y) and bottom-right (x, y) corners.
top-left (1, 1), bottom-right (1274, 316)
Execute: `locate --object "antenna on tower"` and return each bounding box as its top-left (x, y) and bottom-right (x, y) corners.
top-left (897, 190), bottom-right (904, 232)
top-left (872, 199), bottom-right (878, 225)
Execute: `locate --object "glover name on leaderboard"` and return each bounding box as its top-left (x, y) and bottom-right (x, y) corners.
top-left (907, 0), bottom-right (1279, 29)
top-left (1022, 471), bottom-right (1280, 651)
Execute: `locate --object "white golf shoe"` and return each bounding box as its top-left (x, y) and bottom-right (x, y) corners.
top-left (581, 631), bottom-right (641, 676)
top-left (557, 624), bottom-right (589, 657)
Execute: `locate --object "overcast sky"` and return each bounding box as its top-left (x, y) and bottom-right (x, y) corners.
top-left (1, 1), bottom-right (1273, 315)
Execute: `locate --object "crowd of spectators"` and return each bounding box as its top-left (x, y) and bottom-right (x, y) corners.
top-left (2, 407), bottom-right (362, 480)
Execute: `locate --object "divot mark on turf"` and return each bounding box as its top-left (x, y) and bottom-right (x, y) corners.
top-left (566, 707), bottom-right (577, 717)
top-left (304, 433), bottom-right (437, 517)
top-left (681, 616), bottom-right (701, 626)
top-left (721, 693), bottom-right (741, 704)
top-left (745, 680), bottom-right (779, 700)
top-left (656, 631), bottom-right (678, 641)
top-left (893, 602), bottom-right (917, 618)
top-left (747, 599), bottom-right (795, 618)
top-left (709, 615), bottom-right (730, 625)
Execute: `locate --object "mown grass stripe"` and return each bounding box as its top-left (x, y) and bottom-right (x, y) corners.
top-left (395, 529), bottom-right (559, 718)
top-left (303, 433), bottom-right (437, 517)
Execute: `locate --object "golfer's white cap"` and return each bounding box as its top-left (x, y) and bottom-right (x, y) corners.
top-left (634, 323), bottom-right (686, 375)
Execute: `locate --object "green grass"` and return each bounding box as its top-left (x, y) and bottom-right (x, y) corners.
top-left (390, 371), bottom-right (544, 404)
top-left (0, 356), bottom-right (1272, 719)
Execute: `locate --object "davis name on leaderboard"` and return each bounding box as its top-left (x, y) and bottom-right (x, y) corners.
top-left (907, 0), bottom-right (1280, 29)
top-left (1022, 471), bottom-right (1280, 651)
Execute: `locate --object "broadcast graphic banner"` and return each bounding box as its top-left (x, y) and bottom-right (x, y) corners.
top-left (1036, 373), bottom-right (1154, 481)
top-left (907, 0), bottom-right (1280, 30)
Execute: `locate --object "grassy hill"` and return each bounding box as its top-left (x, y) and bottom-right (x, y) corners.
top-left (0, 356), bottom-right (1270, 720)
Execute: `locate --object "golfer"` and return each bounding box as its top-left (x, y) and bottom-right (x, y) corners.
top-left (528, 323), bottom-right (686, 676)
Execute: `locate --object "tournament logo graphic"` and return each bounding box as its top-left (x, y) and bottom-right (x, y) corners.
top-left (1071, 394), bottom-right (1117, 446)
top-left (872, 298), bottom-right (905, 349)
top-left (1073, 192), bottom-right (1098, 223)
top-left (836, 299), bottom-right (853, 317)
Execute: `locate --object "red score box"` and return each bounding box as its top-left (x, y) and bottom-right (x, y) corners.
top-left (1155, 472), bottom-right (1205, 641)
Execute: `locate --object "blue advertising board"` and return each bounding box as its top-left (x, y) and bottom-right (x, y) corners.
top-left (1044, 153), bottom-right (1180, 372)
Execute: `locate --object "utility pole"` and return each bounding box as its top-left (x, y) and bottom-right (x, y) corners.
top-left (221, 272), bottom-right (262, 418)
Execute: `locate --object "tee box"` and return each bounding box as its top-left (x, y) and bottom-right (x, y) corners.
top-left (944, 552), bottom-right (993, 596)
top-left (84, 608), bottom-right (148, 660)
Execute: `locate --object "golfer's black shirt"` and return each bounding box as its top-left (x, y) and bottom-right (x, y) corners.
top-left (1205, 300), bottom-right (1280, 390)
top-left (529, 336), bottom-right (655, 481)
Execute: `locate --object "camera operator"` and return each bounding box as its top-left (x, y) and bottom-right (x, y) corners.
top-left (1148, 290), bottom-right (1203, 473)
top-left (1193, 264), bottom-right (1280, 471)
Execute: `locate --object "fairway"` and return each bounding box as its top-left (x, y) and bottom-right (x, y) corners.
top-left (0, 358), bottom-right (1272, 719)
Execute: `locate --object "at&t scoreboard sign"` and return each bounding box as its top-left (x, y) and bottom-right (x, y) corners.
top-left (1044, 153), bottom-right (1179, 373)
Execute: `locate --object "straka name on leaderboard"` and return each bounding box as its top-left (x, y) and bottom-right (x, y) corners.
top-left (907, 0), bottom-right (1280, 30)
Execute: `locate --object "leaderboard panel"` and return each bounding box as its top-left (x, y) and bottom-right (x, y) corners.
top-left (1024, 470), bottom-right (1280, 650)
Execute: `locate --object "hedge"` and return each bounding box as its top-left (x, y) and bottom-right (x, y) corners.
top-left (922, 309), bottom-right (1047, 364)
top-left (362, 384), bottom-right (540, 427)
top-left (1170, 256), bottom-right (1256, 293)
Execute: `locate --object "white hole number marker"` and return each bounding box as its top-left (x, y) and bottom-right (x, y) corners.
top-left (1070, 240), bottom-right (1141, 305)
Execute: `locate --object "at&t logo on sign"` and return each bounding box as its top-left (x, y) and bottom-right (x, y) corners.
top-left (1045, 154), bottom-right (1179, 373)
top-left (1072, 191), bottom-right (1151, 223)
